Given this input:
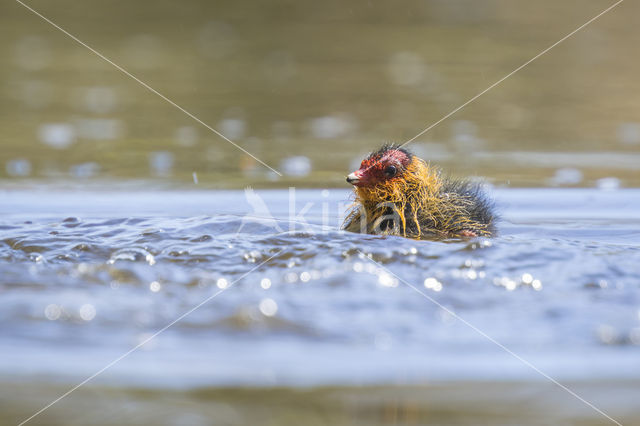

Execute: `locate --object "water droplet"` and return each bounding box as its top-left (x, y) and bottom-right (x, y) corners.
top-left (79, 304), bottom-right (96, 321)
top-left (82, 86), bottom-right (117, 114)
top-left (285, 272), bottom-right (298, 283)
top-left (75, 118), bottom-right (124, 140)
top-left (108, 248), bottom-right (155, 265)
top-left (29, 253), bottom-right (44, 263)
top-left (218, 118), bottom-right (246, 140)
top-left (596, 177), bottom-right (620, 191)
top-left (259, 298), bottom-right (278, 317)
top-left (149, 151), bottom-right (174, 177)
top-left (150, 281), bottom-right (161, 292)
top-left (424, 277), bottom-right (443, 292)
top-left (495, 277), bottom-right (518, 291)
top-left (617, 122), bottom-right (640, 145)
top-left (308, 115), bottom-right (355, 139)
top-left (44, 304), bottom-right (61, 321)
top-left (70, 162), bottom-right (100, 179)
top-left (175, 126), bottom-right (199, 147)
top-left (260, 278), bottom-right (271, 290)
top-left (549, 168), bottom-right (583, 186)
top-left (596, 325), bottom-right (618, 345)
top-left (452, 120), bottom-right (484, 151)
top-left (216, 278), bottom-right (229, 289)
top-left (378, 273), bottom-right (397, 288)
top-left (281, 156), bottom-right (312, 177)
top-left (6, 159), bottom-right (32, 177)
top-left (38, 123), bottom-right (75, 149)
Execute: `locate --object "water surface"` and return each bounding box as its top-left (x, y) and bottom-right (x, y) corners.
top-left (1, 188), bottom-right (639, 383)
top-left (1, 188), bottom-right (639, 424)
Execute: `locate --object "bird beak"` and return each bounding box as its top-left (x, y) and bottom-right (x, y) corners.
top-left (346, 171), bottom-right (361, 185)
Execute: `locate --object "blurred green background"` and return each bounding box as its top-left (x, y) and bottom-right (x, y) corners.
top-left (2, 0), bottom-right (638, 188)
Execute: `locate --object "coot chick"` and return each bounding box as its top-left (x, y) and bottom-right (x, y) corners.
top-left (343, 144), bottom-right (496, 239)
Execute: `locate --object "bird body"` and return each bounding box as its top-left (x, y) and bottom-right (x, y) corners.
top-left (343, 145), bottom-right (496, 239)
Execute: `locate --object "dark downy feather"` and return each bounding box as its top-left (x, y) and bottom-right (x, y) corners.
top-left (439, 177), bottom-right (497, 236)
top-left (344, 144), bottom-right (497, 239)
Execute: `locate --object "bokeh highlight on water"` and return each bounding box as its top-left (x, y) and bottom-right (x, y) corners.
top-left (1, 188), bottom-right (639, 385)
top-left (2, 0), bottom-right (640, 187)
top-left (1, 188), bottom-right (640, 424)
top-left (2, 0), bottom-right (640, 424)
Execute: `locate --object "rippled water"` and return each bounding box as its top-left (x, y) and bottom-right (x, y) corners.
top-left (1, 188), bottom-right (640, 425)
top-left (1, 188), bottom-right (639, 385)
top-left (4, 1), bottom-right (640, 423)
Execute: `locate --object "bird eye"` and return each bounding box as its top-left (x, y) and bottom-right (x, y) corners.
top-left (384, 165), bottom-right (397, 177)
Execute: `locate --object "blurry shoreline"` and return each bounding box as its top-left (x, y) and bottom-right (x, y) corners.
top-left (3, 0), bottom-right (640, 189)
top-left (2, 379), bottom-right (639, 426)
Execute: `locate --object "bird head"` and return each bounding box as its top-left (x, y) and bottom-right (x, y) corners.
top-left (347, 145), bottom-right (413, 188)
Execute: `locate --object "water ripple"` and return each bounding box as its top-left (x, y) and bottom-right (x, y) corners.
top-left (1, 191), bottom-right (639, 386)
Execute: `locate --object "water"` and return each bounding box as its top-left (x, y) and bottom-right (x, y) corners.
top-left (3, 0), bottom-right (640, 187)
top-left (1, 187), bottom-right (639, 424)
top-left (3, 1), bottom-right (640, 422)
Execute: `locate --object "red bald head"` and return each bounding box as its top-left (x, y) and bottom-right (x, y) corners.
top-left (347, 145), bottom-right (413, 187)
